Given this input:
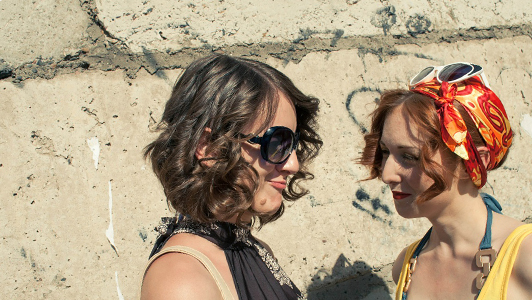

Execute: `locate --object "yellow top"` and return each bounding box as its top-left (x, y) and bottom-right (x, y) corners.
top-left (395, 224), bottom-right (532, 300)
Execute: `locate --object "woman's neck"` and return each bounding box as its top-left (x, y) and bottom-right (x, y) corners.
top-left (222, 211), bottom-right (253, 225)
top-left (426, 192), bottom-right (489, 256)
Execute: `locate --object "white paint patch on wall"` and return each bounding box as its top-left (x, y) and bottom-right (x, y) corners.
top-left (115, 271), bottom-right (125, 300)
top-left (87, 137), bottom-right (100, 169)
top-left (106, 180), bottom-right (118, 255)
top-left (522, 114), bottom-right (532, 139)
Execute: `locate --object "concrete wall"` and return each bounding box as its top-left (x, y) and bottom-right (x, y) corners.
top-left (1, 0), bottom-right (532, 299)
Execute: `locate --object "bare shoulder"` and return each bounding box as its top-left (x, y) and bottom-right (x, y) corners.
top-left (141, 250), bottom-right (222, 300)
top-left (493, 213), bottom-right (523, 236)
top-left (141, 234), bottom-right (224, 300)
top-left (392, 246), bottom-right (409, 284)
top-left (512, 225), bottom-right (532, 294)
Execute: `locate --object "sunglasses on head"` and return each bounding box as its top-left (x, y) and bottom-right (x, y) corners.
top-left (248, 126), bottom-right (299, 164)
top-left (409, 62), bottom-right (491, 89)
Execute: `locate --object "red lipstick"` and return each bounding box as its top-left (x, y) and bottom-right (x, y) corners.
top-left (392, 191), bottom-right (411, 200)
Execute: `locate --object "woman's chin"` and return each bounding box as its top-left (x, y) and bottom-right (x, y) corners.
top-left (253, 196), bottom-right (283, 216)
top-left (394, 205), bottom-right (419, 219)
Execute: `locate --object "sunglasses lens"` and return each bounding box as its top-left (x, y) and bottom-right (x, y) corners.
top-left (471, 64), bottom-right (482, 74)
top-left (411, 67), bottom-right (434, 85)
top-left (438, 64), bottom-right (473, 82)
top-left (267, 128), bottom-right (294, 163)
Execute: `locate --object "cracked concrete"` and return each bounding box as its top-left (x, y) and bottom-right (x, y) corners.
top-left (1, 0), bottom-right (532, 299)
top-left (2, 0), bottom-right (532, 82)
top-left (5, 23), bottom-right (532, 83)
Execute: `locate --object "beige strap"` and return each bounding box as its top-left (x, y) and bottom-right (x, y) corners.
top-left (143, 245), bottom-right (235, 300)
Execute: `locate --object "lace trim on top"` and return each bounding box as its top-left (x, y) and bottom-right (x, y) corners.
top-left (153, 216), bottom-right (299, 294)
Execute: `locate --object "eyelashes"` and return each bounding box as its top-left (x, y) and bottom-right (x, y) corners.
top-left (379, 146), bottom-right (420, 165)
top-left (402, 153), bottom-right (419, 162)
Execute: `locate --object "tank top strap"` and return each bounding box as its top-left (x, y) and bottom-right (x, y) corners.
top-left (395, 239), bottom-right (423, 300)
top-left (477, 224), bottom-right (532, 300)
top-left (142, 245), bottom-right (235, 300)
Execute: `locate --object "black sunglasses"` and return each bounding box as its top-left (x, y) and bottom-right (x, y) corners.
top-left (248, 126), bottom-right (299, 164)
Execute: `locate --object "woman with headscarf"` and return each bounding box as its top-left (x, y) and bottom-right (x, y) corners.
top-left (359, 63), bottom-right (532, 299)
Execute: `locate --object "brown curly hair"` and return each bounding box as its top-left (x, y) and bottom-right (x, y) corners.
top-left (358, 89), bottom-right (502, 203)
top-left (144, 54), bottom-right (322, 226)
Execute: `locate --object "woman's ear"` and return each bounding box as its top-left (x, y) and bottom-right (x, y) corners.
top-left (456, 146), bottom-right (491, 181)
top-left (477, 146), bottom-right (491, 169)
top-left (195, 128), bottom-right (214, 166)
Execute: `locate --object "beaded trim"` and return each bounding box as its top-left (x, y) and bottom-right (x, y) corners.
top-left (154, 216), bottom-right (300, 293)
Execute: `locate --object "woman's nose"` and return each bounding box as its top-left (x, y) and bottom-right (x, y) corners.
top-left (278, 150), bottom-right (299, 175)
top-left (381, 156), bottom-right (401, 185)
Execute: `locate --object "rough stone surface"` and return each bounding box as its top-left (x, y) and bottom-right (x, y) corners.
top-left (1, 0), bottom-right (532, 299)
top-left (0, 0), bottom-right (92, 66)
top-left (95, 0), bottom-right (532, 52)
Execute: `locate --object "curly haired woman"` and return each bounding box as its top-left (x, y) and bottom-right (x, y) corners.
top-left (141, 54), bottom-right (322, 300)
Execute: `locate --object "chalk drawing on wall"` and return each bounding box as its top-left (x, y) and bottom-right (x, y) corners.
top-left (345, 87), bottom-right (382, 135)
top-left (352, 188), bottom-right (392, 225)
top-left (345, 88), bottom-right (393, 224)
top-left (405, 14), bottom-right (432, 36)
top-left (370, 6), bottom-right (397, 36)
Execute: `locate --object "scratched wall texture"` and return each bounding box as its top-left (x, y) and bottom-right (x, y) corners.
top-left (1, 0), bottom-right (532, 299)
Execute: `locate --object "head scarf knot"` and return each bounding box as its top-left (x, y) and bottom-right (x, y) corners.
top-left (434, 81), bottom-right (457, 106)
top-left (433, 82), bottom-right (470, 160)
top-left (410, 76), bottom-right (513, 188)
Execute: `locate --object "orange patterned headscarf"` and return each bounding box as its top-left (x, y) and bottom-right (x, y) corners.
top-left (410, 76), bottom-right (513, 188)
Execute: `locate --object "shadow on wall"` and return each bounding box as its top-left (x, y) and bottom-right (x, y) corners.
top-left (306, 254), bottom-right (392, 300)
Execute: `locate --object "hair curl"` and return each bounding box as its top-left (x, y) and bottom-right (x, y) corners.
top-left (145, 54), bottom-right (322, 227)
top-left (358, 89), bottom-right (505, 203)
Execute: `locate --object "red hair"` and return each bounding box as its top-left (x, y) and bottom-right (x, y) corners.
top-left (359, 89), bottom-right (490, 203)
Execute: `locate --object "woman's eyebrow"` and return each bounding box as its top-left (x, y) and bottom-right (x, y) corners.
top-left (379, 141), bottom-right (417, 150)
top-left (397, 145), bottom-right (418, 150)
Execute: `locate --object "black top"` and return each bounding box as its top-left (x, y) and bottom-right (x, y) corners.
top-left (150, 216), bottom-right (305, 300)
